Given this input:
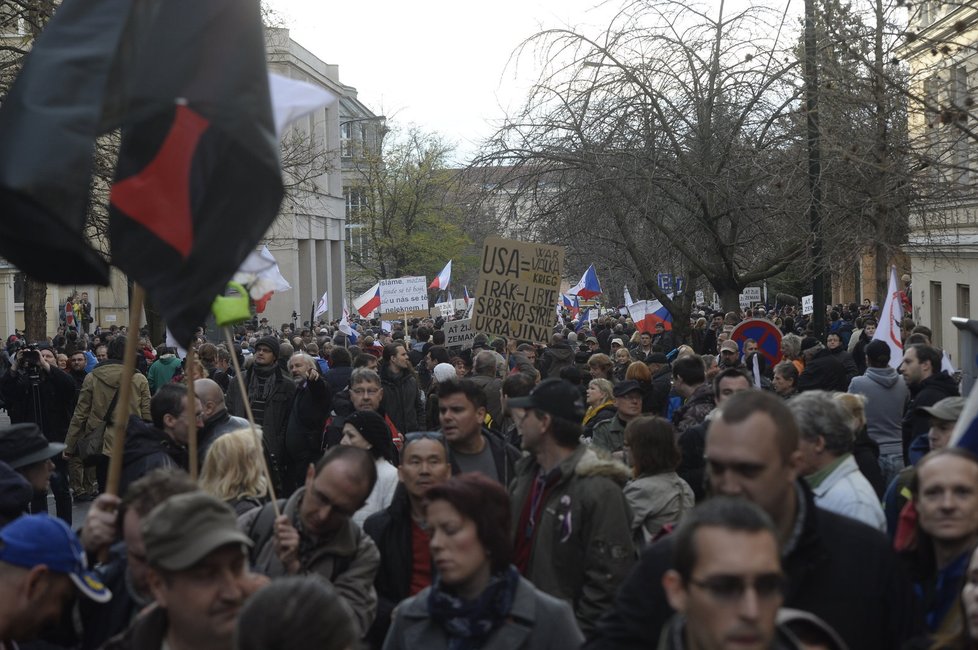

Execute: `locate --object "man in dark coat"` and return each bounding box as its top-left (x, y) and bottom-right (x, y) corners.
top-left (119, 384), bottom-right (196, 496)
top-left (194, 378), bottom-right (248, 468)
top-left (283, 353), bottom-right (332, 494)
top-left (379, 342), bottom-right (424, 436)
top-left (900, 343), bottom-right (959, 463)
top-left (797, 337), bottom-right (848, 393)
top-left (227, 335), bottom-right (295, 494)
top-left (586, 390), bottom-right (920, 650)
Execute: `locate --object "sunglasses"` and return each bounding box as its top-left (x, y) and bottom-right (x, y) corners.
top-left (689, 573), bottom-right (786, 604)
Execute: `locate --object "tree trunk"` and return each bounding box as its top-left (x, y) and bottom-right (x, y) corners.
top-left (24, 277), bottom-right (48, 341)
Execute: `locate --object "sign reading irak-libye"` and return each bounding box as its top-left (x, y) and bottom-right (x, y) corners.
top-left (473, 237), bottom-right (563, 344)
top-left (379, 276), bottom-right (428, 315)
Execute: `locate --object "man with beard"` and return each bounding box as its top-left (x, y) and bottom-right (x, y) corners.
top-left (900, 344), bottom-right (959, 464)
top-left (283, 353), bottom-right (332, 494)
top-left (227, 336), bottom-right (295, 494)
top-left (379, 342), bottom-right (424, 437)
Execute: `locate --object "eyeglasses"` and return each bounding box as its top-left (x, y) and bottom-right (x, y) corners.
top-left (689, 573), bottom-right (785, 604)
top-left (404, 431), bottom-right (446, 443)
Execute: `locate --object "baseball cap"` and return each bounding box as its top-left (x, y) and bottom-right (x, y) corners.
top-left (0, 423), bottom-right (66, 470)
top-left (919, 396), bottom-right (967, 422)
top-left (586, 336), bottom-right (598, 344)
top-left (611, 338), bottom-right (625, 347)
top-left (507, 378), bottom-right (585, 420)
top-left (720, 340), bottom-right (739, 353)
top-left (613, 380), bottom-right (643, 398)
top-left (0, 514), bottom-right (111, 603)
top-left (142, 492), bottom-right (252, 572)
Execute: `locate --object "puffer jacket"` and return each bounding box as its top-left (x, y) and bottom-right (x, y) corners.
top-left (510, 445), bottom-right (635, 636)
top-left (379, 364), bottom-right (424, 435)
top-left (64, 361), bottom-right (151, 457)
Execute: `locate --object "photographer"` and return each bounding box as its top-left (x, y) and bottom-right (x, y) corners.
top-left (0, 343), bottom-right (76, 523)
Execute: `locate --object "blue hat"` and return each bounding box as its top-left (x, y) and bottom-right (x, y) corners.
top-left (0, 514), bottom-right (111, 603)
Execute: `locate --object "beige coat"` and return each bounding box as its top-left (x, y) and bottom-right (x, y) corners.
top-left (64, 362), bottom-right (151, 456)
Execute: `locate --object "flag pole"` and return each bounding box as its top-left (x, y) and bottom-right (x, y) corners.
top-left (186, 344), bottom-right (198, 480)
top-left (224, 326), bottom-right (280, 516)
top-left (105, 284), bottom-right (145, 497)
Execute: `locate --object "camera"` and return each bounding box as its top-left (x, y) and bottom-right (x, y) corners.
top-left (19, 345), bottom-right (40, 367)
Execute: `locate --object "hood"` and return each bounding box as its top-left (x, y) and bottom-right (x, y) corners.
top-left (0, 460), bottom-right (31, 519)
top-left (156, 355), bottom-right (180, 367)
top-left (91, 361), bottom-right (125, 388)
top-left (547, 345), bottom-right (575, 362)
top-left (574, 448), bottom-right (632, 486)
top-left (917, 372), bottom-right (959, 398)
top-left (864, 366), bottom-right (899, 388)
top-left (122, 416), bottom-right (181, 467)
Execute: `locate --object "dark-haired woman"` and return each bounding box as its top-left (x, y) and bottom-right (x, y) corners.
top-left (383, 473), bottom-right (583, 650)
top-left (622, 416), bottom-right (694, 548)
top-left (341, 410), bottom-right (399, 526)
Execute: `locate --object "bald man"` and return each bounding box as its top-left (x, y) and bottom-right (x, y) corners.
top-left (195, 378), bottom-right (250, 466)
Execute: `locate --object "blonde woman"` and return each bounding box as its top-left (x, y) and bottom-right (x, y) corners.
top-left (200, 427), bottom-right (269, 515)
top-left (583, 378), bottom-right (616, 440)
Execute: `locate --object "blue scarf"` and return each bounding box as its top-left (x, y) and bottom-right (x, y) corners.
top-left (427, 565), bottom-right (520, 650)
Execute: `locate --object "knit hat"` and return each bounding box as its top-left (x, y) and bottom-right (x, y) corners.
top-left (801, 337), bottom-right (821, 352)
top-left (254, 336), bottom-right (280, 359)
top-left (344, 411), bottom-right (394, 461)
top-left (432, 363), bottom-right (457, 384)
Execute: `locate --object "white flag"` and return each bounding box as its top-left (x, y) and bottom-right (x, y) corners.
top-left (313, 291), bottom-right (329, 320)
top-left (872, 266), bottom-right (904, 370)
top-left (623, 285), bottom-right (634, 307)
top-left (269, 73), bottom-right (338, 140)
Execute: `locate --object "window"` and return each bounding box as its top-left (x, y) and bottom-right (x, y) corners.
top-left (13, 272), bottom-right (24, 304)
top-left (344, 188), bottom-right (367, 218)
top-left (949, 65), bottom-right (970, 184)
top-left (340, 122), bottom-right (353, 159)
top-left (931, 281), bottom-right (943, 348)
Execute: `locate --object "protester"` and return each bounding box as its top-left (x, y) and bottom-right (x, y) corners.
top-left (928, 544), bottom-right (978, 649)
top-left (469, 350), bottom-right (504, 431)
top-left (797, 337), bottom-right (848, 392)
top-left (508, 378), bottom-right (634, 636)
top-left (901, 343), bottom-right (959, 464)
top-left (383, 473), bottom-right (584, 649)
top-left (0, 514), bottom-right (111, 647)
top-left (194, 378), bottom-right (249, 468)
top-left (671, 356), bottom-right (714, 434)
top-left (234, 576), bottom-right (358, 650)
top-left (239, 445), bottom-right (381, 637)
top-left (146, 347), bottom-right (182, 394)
top-left (622, 416), bottom-right (694, 548)
top-left (592, 380), bottom-right (644, 459)
top-left (339, 409), bottom-right (399, 526)
top-left (772, 361), bottom-right (798, 399)
top-left (582, 378), bottom-right (616, 440)
top-left (364, 431), bottom-right (454, 648)
top-left (284, 352), bottom-right (332, 494)
top-left (200, 428), bottom-right (269, 515)
top-left (379, 342), bottom-right (424, 436)
top-left (587, 390), bottom-right (919, 650)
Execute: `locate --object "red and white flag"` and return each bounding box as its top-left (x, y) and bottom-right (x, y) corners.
top-left (429, 260), bottom-right (452, 291)
top-left (872, 266), bottom-right (904, 369)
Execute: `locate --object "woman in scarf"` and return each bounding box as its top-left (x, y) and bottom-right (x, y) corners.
top-left (582, 378), bottom-right (616, 440)
top-left (383, 473), bottom-right (583, 650)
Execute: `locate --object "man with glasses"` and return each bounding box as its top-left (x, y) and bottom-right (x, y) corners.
top-left (588, 390), bottom-right (919, 650)
top-left (238, 445), bottom-right (381, 637)
top-left (324, 368), bottom-right (404, 451)
top-left (363, 431), bottom-right (453, 648)
top-left (660, 497), bottom-right (806, 650)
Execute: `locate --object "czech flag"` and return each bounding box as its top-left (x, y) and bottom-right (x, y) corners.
top-left (353, 283), bottom-right (381, 318)
top-left (629, 299), bottom-right (673, 333)
top-left (568, 264), bottom-right (602, 300)
top-left (463, 285), bottom-right (471, 307)
top-left (562, 294), bottom-right (580, 319)
top-left (429, 260), bottom-right (452, 291)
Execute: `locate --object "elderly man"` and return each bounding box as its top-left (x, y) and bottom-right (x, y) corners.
top-left (789, 391), bottom-right (886, 532)
top-left (194, 378), bottom-right (248, 467)
top-left (283, 353), bottom-right (332, 494)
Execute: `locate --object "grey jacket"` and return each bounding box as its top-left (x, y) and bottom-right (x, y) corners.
top-left (591, 416), bottom-right (626, 455)
top-left (848, 366), bottom-right (909, 456)
top-left (383, 575), bottom-right (584, 650)
top-left (623, 472), bottom-right (694, 547)
top-left (238, 487), bottom-right (380, 636)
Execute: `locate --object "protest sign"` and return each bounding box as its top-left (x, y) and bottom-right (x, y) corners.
top-left (802, 294), bottom-right (814, 315)
top-left (379, 276), bottom-right (428, 316)
top-left (444, 318), bottom-right (476, 349)
top-left (435, 301), bottom-right (455, 318)
top-left (473, 237), bottom-right (563, 344)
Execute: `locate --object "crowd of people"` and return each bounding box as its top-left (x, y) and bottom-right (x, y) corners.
top-left (0, 296), bottom-right (974, 650)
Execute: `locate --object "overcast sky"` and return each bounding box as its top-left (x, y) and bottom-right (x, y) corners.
top-left (268, 0), bottom-right (622, 165)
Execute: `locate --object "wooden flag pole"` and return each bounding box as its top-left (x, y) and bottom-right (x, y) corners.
top-left (224, 326), bottom-right (280, 516)
top-left (186, 345), bottom-right (199, 480)
top-left (105, 284), bottom-right (145, 497)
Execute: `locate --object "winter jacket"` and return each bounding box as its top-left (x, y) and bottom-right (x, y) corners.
top-left (470, 373), bottom-right (504, 431)
top-left (672, 383), bottom-right (715, 434)
top-left (585, 480), bottom-right (921, 650)
top-left (826, 346), bottom-right (858, 384)
top-left (101, 603), bottom-right (168, 650)
top-left (676, 420), bottom-right (709, 502)
top-left (591, 415), bottom-right (627, 456)
top-left (363, 485), bottom-right (416, 648)
top-left (325, 364), bottom-right (353, 393)
top-left (903, 372), bottom-right (959, 460)
top-left (582, 402), bottom-right (616, 439)
top-left (379, 365), bottom-right (424, 435)
top-left (238, 487), bottom-right (381, 636)
top-left (540, 343), bottom-right (575, 379)
top-left (849, 366), bottom-right (910, 457)
top-left (285, 375), bottom-right (331, 471)
top-left (119, 416), bottom-right (186, 497)
top-left (797, 349), bottom-right (849, 393)
top-left (226, 363), bottom-right (295, 488)
top-left (0, 366), bottom-right (76, 442)
top-left (197, 409), bottom-right (250, 467)
top-left (0, 460), bottom-right (31, 528)
top-left (145, 354), bottom-right (181, 394)
top-left (448, 427), bottom-right (521, 487)
top-left (808, 454), bottom-right (886, 532)
top-left (624, 472), bottom-right (694, 547)
top-left (510, 445), bottom-right (635, 636)
top-left (649, 367), bottom-right (672, 417)
top-left (78, 542), bottom-right (144, 650)
top-left (64, 361), bottom-right (152, 457)
top-left (383, 575), bottom-right (584, 650)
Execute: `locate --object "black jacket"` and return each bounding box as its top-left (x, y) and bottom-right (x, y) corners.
top-left (285, 376), bottom-right (332, 465)
top-left (119, 416), bottom-right (186, 497)
top-left (585, 481), bottom-right (921, 650)
top-left (79, 543), bottom-right (141, 650)
top-left (227, 364), bottom-right (295, 458)
top-left (448, 427), bottom-right (521, 487)
top-left (676, 421), bottom-right (708, 502)
top-left (0, 460), bottom-right (31, 528)
top-left (0, 366), bottom-right (76, 441)
top-left (363, 485), bottom-right (416, 649)
top-left (826, 346), bottom-right (858, 384)
top-left (540, 343), bottom-right (575, 379)
top-left (380, 364), bottom-right (424, 435)
top-left (197, 409), bottom-right (250, 467)
top-left (797, 349), bottom-right (848, 393)
top-left (903, 372), bottom-right (959, 459)
top-left (649, 367), bottom-right (672, 417)
top-left (325, 365), bottom-right (354, 393)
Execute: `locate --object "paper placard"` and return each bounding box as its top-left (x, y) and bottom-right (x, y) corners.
top-left (444, 318), bottom-right (476, 349)
top-left (695, 290), bottom-right (705, 305)
top-left (473, 237), bottom-right (563, 344)
top-left (802, 294), bottom-right (814, 315)
top-left (379, 276), bottom-right (428, 314)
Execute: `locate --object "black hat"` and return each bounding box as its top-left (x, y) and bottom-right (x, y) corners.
top-left (0, 424), bottom-right (66, 469)
top-left (507, 378), bottom-right (584, 420)
top-left (647, 353), bottom-right (669, 365)
top-left (613, 380), bottom-right (643, 398)
top-left (254, 336), bottom-right (280, 359)
top-left (801, 337), bottom-right (821, 352)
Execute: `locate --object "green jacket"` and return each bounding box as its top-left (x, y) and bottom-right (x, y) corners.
top-left (509, 445), bottom-right (635, 637)
top-left (591, 415), bottom-right (627, 455)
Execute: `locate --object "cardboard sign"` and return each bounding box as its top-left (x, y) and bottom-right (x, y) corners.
top-left (444, 318), bottom-right (476, 349)
top-left (473, 237), bottom-right (563, 344)
top-left (740, 287), bottom-right (761, 307)
top-left (695, 290), bottom-right (705, 305)
top-left (802, 294), bottom-right (814, 315)
top-left (379, 276), bottom-right (428, 315)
